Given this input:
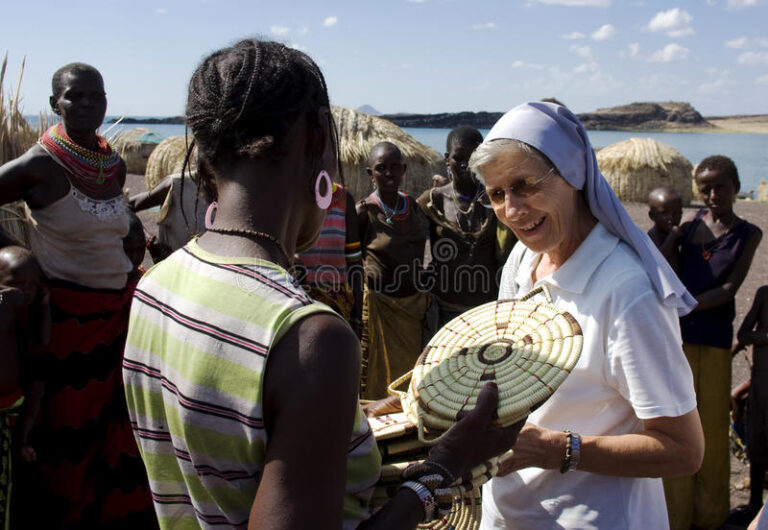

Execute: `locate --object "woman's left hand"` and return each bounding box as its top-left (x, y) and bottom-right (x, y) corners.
top-left (496, 422), bottom-right (566, 476)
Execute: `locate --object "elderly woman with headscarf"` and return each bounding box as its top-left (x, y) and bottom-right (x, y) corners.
top-left (468, 102), bottom-right (705, 529)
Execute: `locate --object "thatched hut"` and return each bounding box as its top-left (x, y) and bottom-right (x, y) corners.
top-left (111, 127), bottom-right (163, 175)
top-left (596, 137), bottom-right (694, 205)
top-left (145, 136), bottom-right (197, 190)
top-left (758, 180), bottom-right (768, 202)
top-left (332, 106), bottom-right (443, 201)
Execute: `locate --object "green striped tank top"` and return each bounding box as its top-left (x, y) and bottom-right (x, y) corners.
top-left (123, 240), bottom-right (381, 529)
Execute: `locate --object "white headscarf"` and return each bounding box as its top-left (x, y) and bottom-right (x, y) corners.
top-left (485, 101), bottom-right (696, 316)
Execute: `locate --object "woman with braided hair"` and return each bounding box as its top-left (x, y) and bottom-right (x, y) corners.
top-left (122, 38), bottom-right (524, 529)
top-left (0, 63), bottom-right (156, 527)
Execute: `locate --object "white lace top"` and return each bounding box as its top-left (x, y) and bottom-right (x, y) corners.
top-left (25, 184), bottom-right (132, 290)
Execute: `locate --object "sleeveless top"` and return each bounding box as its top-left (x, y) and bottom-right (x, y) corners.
top-left (25, 183), bottom-right (131, 290)
top-left (123, 240), bottom-right (381, 530)
top-left (296, 185), bottom-right (354, 286)
top-left (361, 194), bottom-right (429, 296)
top-left (679, 209), bottom-right (759, 348)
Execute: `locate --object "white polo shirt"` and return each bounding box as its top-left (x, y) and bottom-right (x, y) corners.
top-left (481, 223), bottom-right (696, 530)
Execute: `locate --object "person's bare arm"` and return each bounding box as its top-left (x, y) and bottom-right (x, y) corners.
top-left (0, 146), bottom-right (47, 206)
top-left (497, 408), bottom-right (703, 478)
top-left (250, 312), bottom-right (525, 529)
top-left (694, 227), bottom-right (762, 311)
top-left (738, 286), bottom-right (768, 346)
top-left (129, 176), bottom-right (173, 212)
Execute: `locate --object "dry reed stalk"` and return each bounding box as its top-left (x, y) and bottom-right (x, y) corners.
top-left (0, 53), bottom-right (50, 244)
top-left (596, 137), bottom-right (694, 204)
top-left (758, 180), bottom-right (768, 202)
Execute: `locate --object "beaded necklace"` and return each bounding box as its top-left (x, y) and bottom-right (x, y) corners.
top-left (207, 227), bottom-right (293, 266)
top-left (38, 124), bottom-right (121, 194)
top-left (372, 190), bottom-right (409, 225)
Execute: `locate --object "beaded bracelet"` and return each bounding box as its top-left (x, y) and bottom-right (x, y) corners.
top-left (560, 430), bottom-right (582, 473)
top-left (401, 461), bottom-right (454, 517)
top-left (399, 480), bottom-right (436, 522)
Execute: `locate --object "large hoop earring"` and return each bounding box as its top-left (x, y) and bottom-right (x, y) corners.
top-left (315, 170), bottom-right (333, 210)
top-left (204, 201), bottom-right (218, 229)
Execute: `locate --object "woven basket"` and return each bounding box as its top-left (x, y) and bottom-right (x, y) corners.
top-left (390, 285), bottom-right (582, 445)
top-left (144, 136), bottom-right (197, 190)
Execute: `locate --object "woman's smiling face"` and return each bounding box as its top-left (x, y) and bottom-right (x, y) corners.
top-left (480, 147), bottom-right (587, 261)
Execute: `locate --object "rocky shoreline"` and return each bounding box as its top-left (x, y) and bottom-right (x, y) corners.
top-left (110, 103), bottom-right (768, 134)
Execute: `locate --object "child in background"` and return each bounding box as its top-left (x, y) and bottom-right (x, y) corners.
top-left (730, 285), bottom-right (768, 525)
top-left (647, 186), bottom-right (683, 264)
top-left (0, 246), bottom-right (49, 528)
top-left (124, 211), bottom-right (147, 285)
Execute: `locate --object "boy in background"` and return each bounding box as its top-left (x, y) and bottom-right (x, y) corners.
top-left (647, 186), bottom-right (683, 264)
top-left (731, 286), bottom-right (768, 524)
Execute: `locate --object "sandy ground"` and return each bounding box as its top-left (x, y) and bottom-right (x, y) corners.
top-left (708, 115), bottom-right (768, 135)
top-left (125, 172), bottom-right (767, 523)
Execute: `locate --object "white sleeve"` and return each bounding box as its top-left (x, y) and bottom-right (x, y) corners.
top-left (605, 289), bottom-right (697, 419)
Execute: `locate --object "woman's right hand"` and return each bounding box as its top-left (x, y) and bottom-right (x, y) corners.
top-left (426, 382), bottom-right (525, 479)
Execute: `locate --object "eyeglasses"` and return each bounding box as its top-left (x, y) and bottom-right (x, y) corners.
top-left (479, 167), bottom-right (556, 208)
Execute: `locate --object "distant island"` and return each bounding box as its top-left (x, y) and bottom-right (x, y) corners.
top-left (109, 116), bottom-right (185, 125)
top-left (110, 102), bottom-right (768, 134)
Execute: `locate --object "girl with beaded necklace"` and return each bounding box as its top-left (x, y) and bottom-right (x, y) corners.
top-left (0, 63), bottom-right (156, 527)
top-left (356, 141), bottom-right (432, 400)
top-left (122, 39), bottom-right (523, 529)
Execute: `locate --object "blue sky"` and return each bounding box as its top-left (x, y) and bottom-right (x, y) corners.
top-left (3, 0), bottom-right (768, 117)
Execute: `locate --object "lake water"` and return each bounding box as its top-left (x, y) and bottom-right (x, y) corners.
top-left (88, 121), bottom-right (768, 196)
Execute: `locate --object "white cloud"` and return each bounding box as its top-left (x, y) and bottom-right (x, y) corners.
top-left (271, 26), bottom-right (290, 35)
top-left (289, 43), bottom-right (307, 52)
top-left (562, 31), bottom-right (585, 39)
top-left (646, 8), bottom-right (694, 38)
top-left (726, 0), bottom-right (768, 8)
top-left (756, 73), bottom-right (768, 84)
top-left (628, 42), bottom-right (640, 57)
top-left (706, 67), bottom-right (730, 76)
top-left (536, 0), bottom-right (610, 5)
top-left (574, 62), bottom-right (598, 73)
top-left (156, 7), bottom-right (167, 14)
top-left (591, 24), bottom-right (616, 41)
top-left (569, 44), bottom-right (593, 58)
top-left (757, 38), bottom-right (768, 47)
top-left (511, 60), bottom-right (525, 68)
top-left (725, 36), bottom-right (750, 48)
top-left (472, 22), bottom-right (496, 30)
top-left (648, 43), bottom-right (690, 62)
top-left (738, 51), bottom-right (768, 64)
top-left (298, 26), bottom-right (309, 35)
top-left (698, 78), bottom-right (732, 95)
top-left (323, 16), bottom-right (338, 27)
top-left (407, 0), bottom-right (427, 2)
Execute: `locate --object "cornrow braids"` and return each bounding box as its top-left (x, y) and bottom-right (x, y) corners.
top-left (186, 38), bottom-right (342, 184)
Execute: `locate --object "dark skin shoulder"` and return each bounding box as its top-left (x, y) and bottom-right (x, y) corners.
top-left (0, 144), bottom-right (126, 209)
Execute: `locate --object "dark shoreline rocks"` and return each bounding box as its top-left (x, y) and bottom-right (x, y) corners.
top-left (110, 102), bottom-right (716, 131)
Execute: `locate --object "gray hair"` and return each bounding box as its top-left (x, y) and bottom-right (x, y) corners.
top-left (468, 139), bottom-right (554, 184)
